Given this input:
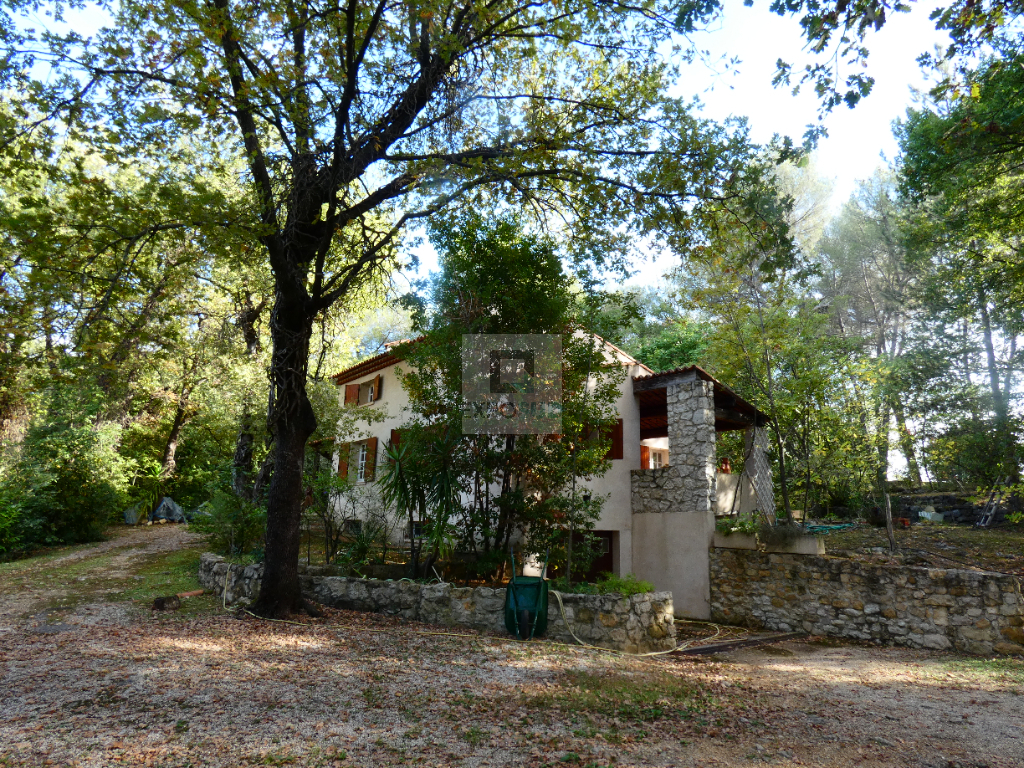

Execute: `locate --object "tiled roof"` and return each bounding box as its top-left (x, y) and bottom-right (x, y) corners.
top-left (330, 338), bottom-right (423, 385)
top-left (632, 364), bottom-right (718, 384)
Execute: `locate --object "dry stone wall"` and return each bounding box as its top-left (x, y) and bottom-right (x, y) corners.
top-left (710, 548), bottom-right (1024, 656)
top-left (198, 554), bottom-right (676, 653)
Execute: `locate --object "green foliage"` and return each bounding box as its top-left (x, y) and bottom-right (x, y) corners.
top-left (895, 44), bottom-right (1024, 485)
top-left (0, 478), bottom-right (28, 557)
top-left (336, 515), bottom-right (385, 576)
top-left (715, 516), bottom-right (760, 536)
top-left (0, 384), bottom-right (130, 550)
top-left (2, 0), bottom-right (809, 609)
top-left (189, 489), bottom-right (266, 559)
top-left (632, 321), bottom-right (711, 374)
top-left (393, 212), bottom-right (625, 581)
top-left (553, 572), bottom-right (655, 597)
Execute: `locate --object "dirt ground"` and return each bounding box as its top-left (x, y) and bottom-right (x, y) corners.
top-left (1, 526), bottom-right (1022, 768)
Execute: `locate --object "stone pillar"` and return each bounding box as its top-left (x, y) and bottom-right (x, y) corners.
top-left (666, 379), bottom-right (717, 513)
top-left (631, 378), bottom-right (717, 619)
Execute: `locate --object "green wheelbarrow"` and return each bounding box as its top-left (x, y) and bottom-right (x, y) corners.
top-left (504, 548), bottom-right (549, 640)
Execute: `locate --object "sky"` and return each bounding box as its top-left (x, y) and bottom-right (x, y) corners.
top-left (688, 0), bottom-right (952, 205)
top-left (622, 0), bottom-right (954, 288)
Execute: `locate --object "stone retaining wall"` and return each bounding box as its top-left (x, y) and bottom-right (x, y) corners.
top-left (199, 554), bottom-right (676, 653)
top-left (710, 548), bottom-right (1024, 656)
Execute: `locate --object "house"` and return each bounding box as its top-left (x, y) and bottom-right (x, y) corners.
top-left (331, 336), bottom-right (773, 619)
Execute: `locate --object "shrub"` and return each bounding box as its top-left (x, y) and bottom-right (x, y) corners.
top-left (189, 489), bottom-right (266, 558)
top-left (0, 478), bottom-right (27, 556)
top-left (7, 418), bottom-right (130, 547)
top-left (715, 515), bottom-right (760, 536)
top-left (552, 572), bottom-right (655, 597)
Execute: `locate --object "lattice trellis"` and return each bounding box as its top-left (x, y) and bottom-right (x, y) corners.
top-left (744, 426), bottom-right (776, 524)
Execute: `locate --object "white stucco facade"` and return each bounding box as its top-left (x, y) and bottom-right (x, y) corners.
top-left (331, 338), bottom-right (771, 614)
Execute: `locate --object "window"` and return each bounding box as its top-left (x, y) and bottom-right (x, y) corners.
top-left (342, 374), bottom-right (383, 406)
top-left (583, 418), bottom-right (624, 461)
top-left (651, 450), bottom-right (667, 469)
top-left (358, 374), bottom-right (383, 404)
top-left (342, 519), bottom-right (363, 537)
top-left (356, 442), bottom-right (368, 482)
top-left (337, 437), bottom-right (378, 482)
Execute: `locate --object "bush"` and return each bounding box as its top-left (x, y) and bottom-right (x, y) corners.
top-left (715, 515), bottom-right (760, 536)
top-left (0, 478), bottom-right (27, 556)
top-left (189, 489), bottom-right (266, 558)
top-left (552, 572), bottom-right (655, 597)
top-left (1, 417), bottom-right (130, 551)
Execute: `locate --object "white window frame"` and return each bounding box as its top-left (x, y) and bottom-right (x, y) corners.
top-left (651, 450), bottom-right (666, 469)
top-left (356, 442), bottom-right (368, 482)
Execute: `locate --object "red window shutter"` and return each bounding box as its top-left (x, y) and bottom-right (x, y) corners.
top-left (371, 374), bottom-right (383, 402)
top-left (390, 429), bottom-right (402, 447)
top-left (604, 418), bottom-right (624, 461)
top-left (337, 442), bottom-right (350, 478)
top-left (344, 383), bottom-right (359, 405)
top-left (640, 444), bottom-right (650, 469)
top-left (364, 437), bottom-right (379, 481)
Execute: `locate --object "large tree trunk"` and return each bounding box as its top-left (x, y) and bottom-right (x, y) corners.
top-left (251, 293), bottom-right (318, 618)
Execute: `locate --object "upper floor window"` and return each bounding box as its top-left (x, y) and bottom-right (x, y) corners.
top-left (344, 373), bottom-right (383, 406)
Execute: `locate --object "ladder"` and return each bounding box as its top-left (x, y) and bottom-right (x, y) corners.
top-left (976, 476), bottom-right (1007, 528)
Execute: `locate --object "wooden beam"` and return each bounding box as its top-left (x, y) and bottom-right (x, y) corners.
top-left (632, 370), bottom-right (697, 393)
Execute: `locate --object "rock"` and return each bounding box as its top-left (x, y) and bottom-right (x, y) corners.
top-left (151, 595), bottom-right (182, 611)
top-left (993, 641), bottom-right (1024, 656)
top-left (196, 553), bottom-right (675, 653)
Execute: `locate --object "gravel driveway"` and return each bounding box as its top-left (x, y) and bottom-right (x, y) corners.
top-left (1, 527), bottom-right (1021, 767)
